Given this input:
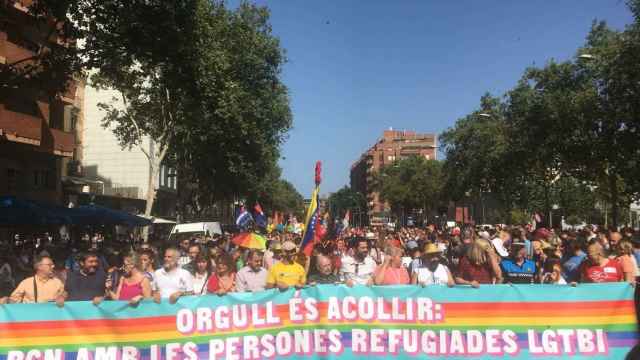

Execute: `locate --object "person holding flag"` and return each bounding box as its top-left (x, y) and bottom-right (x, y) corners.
top-left (254, 203), bottom-right (267, 228)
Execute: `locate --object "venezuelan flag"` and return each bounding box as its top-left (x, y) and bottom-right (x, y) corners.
top-left (300, 186), bottom-right (320, 256)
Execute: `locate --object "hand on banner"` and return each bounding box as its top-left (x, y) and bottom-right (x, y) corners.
top-left (276, 282), bottom-right (290, 292)
top-left (169, 291), bottom-right (182, 304)
top-left (153, 292), bottom-right (161, 304)
top-left (345, 279), bottom-right (355, 288)
top-left (570, 282), bottom-right (578, 287)
top-left (470, 280), bottom-right (480, 288)
top-left (129, 295), bottom-right (143, 307)
top-left (92, 296), bottom-right (104, 306)
top-left (0, 296), bottom-right (7, 305)
top-left (55, 295), bottom-right (65, 308)
top-left (366, 278), bottom-right (374, 287)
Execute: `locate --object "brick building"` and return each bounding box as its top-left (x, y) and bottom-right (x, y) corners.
top-left (0, 1), bottom-right (83, 204)
top-left (350, 129), bottom-right (437, 224)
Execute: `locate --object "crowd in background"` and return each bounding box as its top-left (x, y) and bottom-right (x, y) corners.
top-left (1, 223), bottom-right (639, 306)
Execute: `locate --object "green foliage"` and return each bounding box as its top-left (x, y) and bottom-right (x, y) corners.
top-left (441, 2), bottom-right (640, 226)
top-left (327, 186), bottom-right (367, 218)
top-left (78, 0), bottom-right (292, 213)
top-left (439, 93), bottom-right (510, 201)
top-left (565, 215), bottom-right (583, 226)
top-left (508, 209), bottom-right (530, 225)
top-left (374, 156), bottom-right (444, 216)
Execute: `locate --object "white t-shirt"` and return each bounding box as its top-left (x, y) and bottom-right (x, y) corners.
top-left (340, 255), bottom-right (376, 285)
top-left (192, 272), bottom-right (209, 295)
top-left (414, 264), bottom-right (450, 285)
top-left (153, 267), bottom-right (194, 298)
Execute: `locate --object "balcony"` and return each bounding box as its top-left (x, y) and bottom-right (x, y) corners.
top-left (48, 128), bottom-right (74, 156)
top-left (0, 109), bottom-right (41, 145)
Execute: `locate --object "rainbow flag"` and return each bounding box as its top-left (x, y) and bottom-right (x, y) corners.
top-left (0, 284), bottom-right (636, 359)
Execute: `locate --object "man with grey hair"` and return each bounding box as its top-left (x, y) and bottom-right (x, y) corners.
top-left (153, 248), bottom-right (194, 304)
top-left (307, 255), bottom-right (340, 285)
top-left (0, 255), bottom-right (64, 304)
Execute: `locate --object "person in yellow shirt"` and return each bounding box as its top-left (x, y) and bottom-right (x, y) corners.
top-left (0, 255), bottom-right (64, 305)
top-left (266, 241), bottom-right (306, 290)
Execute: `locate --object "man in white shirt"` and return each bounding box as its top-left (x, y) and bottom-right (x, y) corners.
top-left (340, 238), bottom-right (376, 286)
top-left (236, 250), bottom-right (268, 292)
top-left (153, 248), bottom-right (194, 304)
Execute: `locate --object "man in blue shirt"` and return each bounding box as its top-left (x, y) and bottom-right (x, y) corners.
top-left (562, 240), bottom-right (587, 283)
top-left (500, 242), bottom-right (536, 284)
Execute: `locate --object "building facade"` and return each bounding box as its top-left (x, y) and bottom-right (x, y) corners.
top-left (76, 85), bottom-right (177, 217)
top-left (350, 129), bottom-right (437, 224)
top-left (0, 2), bottom-right (82, 204)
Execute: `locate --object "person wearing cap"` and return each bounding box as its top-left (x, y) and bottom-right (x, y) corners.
top-left (340, 237), bottom-right (376, 287)
top-left (266, 241), bottom-right (305, 291)
top-left (411, 244), bottom-right (454, 287)
top-left (500, 242), bottom-right (536, 284)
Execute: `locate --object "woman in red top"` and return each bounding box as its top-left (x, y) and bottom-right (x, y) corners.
top-left (109, 254), bottom-right (152, 305)
top-left (206, 254), bottom-right (236, 295)
top-left (455, 239), bottom-right (503, 287)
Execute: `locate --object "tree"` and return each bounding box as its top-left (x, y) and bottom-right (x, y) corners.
top-left (440, 93), bottom-right (510, 202)
top-left (327, 186), bottom-right (367, 219)
top-left (79, 0), bottom-right (292, 219)
top-left (374, 156), bottom-right (444, 221)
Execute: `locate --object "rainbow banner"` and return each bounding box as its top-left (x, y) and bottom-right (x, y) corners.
top-left (0, 283), bottom-right (637, 359)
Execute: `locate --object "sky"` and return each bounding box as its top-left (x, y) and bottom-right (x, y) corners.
top-left (240, 0), bottom-right (634, 197)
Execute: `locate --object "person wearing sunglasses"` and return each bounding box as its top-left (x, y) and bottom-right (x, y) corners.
top-left (266, 241), bottom-right (306, 291)
top-left (0, 255), bottom-right (63, 304)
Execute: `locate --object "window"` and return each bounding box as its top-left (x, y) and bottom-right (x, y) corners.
top-left (387, 155), bottom-right (396, 162)
top-left (70, 107), bottom-right (80, 131)
top-left (33, 170), bottom-right (51, 189)
top-left (7, 169), bottom-right (19, 192)
top-left (159, 166), bottom-right (165, 187)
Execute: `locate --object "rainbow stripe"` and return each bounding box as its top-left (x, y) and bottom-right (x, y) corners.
top-left (0, 283), bottom-right (637, 359)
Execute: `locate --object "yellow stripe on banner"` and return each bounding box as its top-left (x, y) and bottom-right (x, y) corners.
top-left (439, 314), bottom-right (635, 327)
top-left (1, 314), bottom-right (635, 348)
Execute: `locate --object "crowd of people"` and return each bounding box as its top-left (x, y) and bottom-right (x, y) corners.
top-left (0, 223), bottom-right (639, 306)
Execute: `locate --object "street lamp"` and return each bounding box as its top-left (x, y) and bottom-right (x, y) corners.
top-left (578, 54), bottom-right (594, 60)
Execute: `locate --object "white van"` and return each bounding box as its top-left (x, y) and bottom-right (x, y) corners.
top-left (167, 222), bottom-right (222, 243)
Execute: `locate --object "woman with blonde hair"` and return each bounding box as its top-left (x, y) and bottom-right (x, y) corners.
top-left (455, 238), bottom-right (503, 287)
top-left (108, 253), bottom-right (152, 305)
top-left (615, 240), bottom-right (638, 283)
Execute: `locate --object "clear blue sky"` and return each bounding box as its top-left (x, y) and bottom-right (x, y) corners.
top-left (242, 1), bottom-right (633, 197)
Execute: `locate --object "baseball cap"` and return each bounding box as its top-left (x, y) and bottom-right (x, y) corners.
top-left (282, 241), bottom-right (297, 251)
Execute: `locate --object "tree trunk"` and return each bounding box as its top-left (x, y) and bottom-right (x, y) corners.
top-left (609, 174), bottom-right (619, 229)
top-left (142, 141), bottom-right (165, 241)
